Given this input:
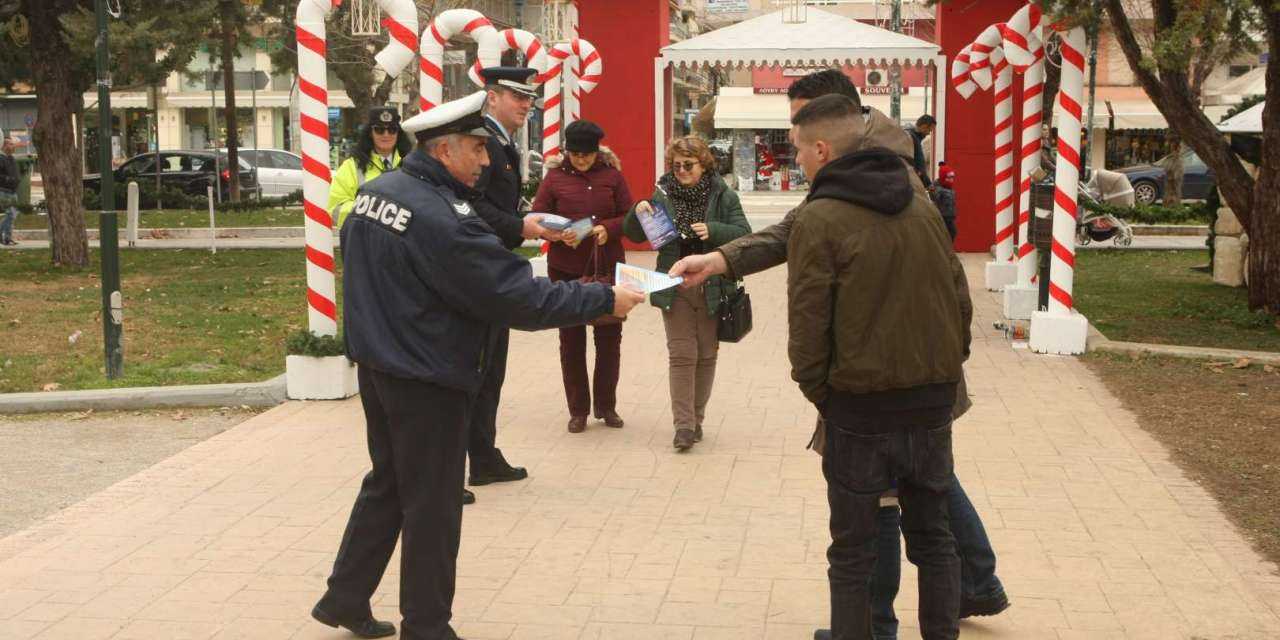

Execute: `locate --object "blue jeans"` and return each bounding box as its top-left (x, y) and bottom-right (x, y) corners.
top-left (871, 475), bottom-right (1004, 639)
top-left (0, 203), bottom-right (17, 243)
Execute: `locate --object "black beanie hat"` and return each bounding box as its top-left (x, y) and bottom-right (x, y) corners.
top-left (564, 120), bottom-right (604, 154)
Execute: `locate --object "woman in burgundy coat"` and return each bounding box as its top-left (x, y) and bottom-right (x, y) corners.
top-left (531, 120), bottom-right (634, 434)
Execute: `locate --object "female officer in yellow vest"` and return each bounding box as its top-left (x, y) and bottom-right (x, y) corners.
top-left (330, 106), bottom-right (414, 228)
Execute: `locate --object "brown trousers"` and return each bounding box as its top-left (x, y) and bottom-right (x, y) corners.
top-left (549, 267), bottom-right (622, 417)
top-left (662, 285), bottom-right (719, 430)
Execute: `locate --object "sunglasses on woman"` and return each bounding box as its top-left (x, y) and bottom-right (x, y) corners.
top-left (372, 125), bottom-right (399, 135)
top-left (672, 161), bottom-right (699, 172)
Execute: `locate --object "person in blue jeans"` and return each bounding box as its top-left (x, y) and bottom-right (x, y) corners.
top-left (0, 138), bottom-right (20, 246)
top-left (814, 377), bottom-right (1009, 640)
top-left (863, 477), bottom-right (1008, 640)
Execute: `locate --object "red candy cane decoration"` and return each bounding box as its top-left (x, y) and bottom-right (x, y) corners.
top-left (969, 24), bottom-right (1017, 267)
top-left (1002, 4), bottom-right (1045, 288)
top-left (541, 38), bottom-right (603, 163)
top-left (542, 43), bottom-right (573, 160)
top-left (468, 28), bottom-right (548, 88)
top-left (295, 0), bottom-right (417, 336)
top-left (1048, 26), bottom-right (1086, 313)
top-left (951, 44), bottom-right (978, 99)
top-left (420, 9), bottom-right (498, 113)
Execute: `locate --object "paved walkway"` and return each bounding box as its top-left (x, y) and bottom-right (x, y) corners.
top-left (2, 253), bottom-right (1279, 640)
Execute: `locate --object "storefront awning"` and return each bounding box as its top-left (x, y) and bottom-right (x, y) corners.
top-left (712, 87), bottom-right (931, 130)
top-left (1055, 99), bottom-right (1233, 130)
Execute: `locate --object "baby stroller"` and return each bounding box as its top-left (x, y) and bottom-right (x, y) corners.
top-left (1076, 169), bottom-right (1135, 247)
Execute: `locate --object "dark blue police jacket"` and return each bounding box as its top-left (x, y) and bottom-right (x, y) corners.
top-left (340, 149), bottom-right (615, 394)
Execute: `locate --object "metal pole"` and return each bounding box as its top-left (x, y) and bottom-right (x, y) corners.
top-left (890, 0), bottom-right (902, 122)
top-left (1083, 0), bottom-right (1101, 175)
top-left (95, 0), bottom-right (124, 378)
top-left (252, 41), bottom-right (260, 200)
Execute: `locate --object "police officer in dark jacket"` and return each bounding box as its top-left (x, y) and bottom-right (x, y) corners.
top-left (464, 66), bottom-right (557, 493)
top-left (312, 91), bottom-right (644, 640)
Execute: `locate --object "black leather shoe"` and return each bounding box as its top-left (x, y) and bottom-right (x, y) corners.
top-left (813, 630), bottom-right (831, 640)
top-left (961, 591), bottom-right (1011, 618)
top-left (311, 604), bottom-right (396, 638)
top-left (469, 448), bottom-right (528, 486)
top-left (595, 410), bottom-right (624, 428)
top-left (463, 488), bottom-right (475, 505)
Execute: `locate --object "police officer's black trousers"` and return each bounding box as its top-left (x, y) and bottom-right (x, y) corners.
top-left (467, 327), bottom-right (507, 466)
top-left (318, 367), bottom-right (468, 640)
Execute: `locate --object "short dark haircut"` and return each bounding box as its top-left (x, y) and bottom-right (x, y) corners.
top-left (916, 114), bottom-right (937, 128)
top-left (787, 69), bottom-right (862, 106)
top-left (790, 94), bottom-right (861, 156)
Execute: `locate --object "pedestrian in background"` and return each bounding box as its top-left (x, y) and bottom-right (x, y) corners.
top-left (0, 138), bottom-right (20, 246)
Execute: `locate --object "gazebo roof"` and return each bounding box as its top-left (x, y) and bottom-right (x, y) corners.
top-left (660, 7), bottom-right (939, 68)
top-left (1218, 101), bottom-right (1264, 134)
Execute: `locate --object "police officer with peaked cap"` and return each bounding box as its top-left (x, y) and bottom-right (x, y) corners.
top-left (463, 66), bottom-right (555, 494)
top-left (311, 91), bottom-right (645, 640)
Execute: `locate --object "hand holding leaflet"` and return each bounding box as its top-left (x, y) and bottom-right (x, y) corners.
top-left (634, 198), bottom-right (679, 249)
top-left (616, 263), bottom-right (684, 294)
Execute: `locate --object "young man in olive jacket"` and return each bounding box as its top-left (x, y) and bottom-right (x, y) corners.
top-left (672, 70), bottom-right (1007, 640)
top-left (793, 94), bottom-right (968, 640)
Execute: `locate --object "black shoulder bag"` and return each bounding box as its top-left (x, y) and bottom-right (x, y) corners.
top-left (716, 280), bottom-right (752, 343)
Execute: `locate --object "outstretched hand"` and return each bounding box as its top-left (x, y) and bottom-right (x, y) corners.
top-left (668, 251), bottom-right (728, 288)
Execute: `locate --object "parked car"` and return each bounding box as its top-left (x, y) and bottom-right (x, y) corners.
top-left (84, 150), bottom-right (260, 201)
top-left (220, 148), bottom-right (303, 198)
top-left (1117, 149), bottom-right (1216, 204)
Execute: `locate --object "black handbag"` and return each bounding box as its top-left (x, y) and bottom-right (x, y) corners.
top-left (716, 281), bottom-right (752, 343)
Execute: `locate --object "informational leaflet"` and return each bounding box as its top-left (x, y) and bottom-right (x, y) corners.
top-left (616, 263), bottom-right (684, 294)
top-left (532, 214), bottom-right (594, 242)
top-left (636, 201), bottom-right (679, 249)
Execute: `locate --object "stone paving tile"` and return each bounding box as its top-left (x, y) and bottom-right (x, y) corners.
top-left (1, 253), bottom-right (1279, 639)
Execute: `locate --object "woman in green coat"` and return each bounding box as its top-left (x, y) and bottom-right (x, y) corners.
top-left (624, 136), bottom-right (751, 452)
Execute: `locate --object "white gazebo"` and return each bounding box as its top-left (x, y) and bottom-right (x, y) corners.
top-left (653, 6), bottom-right (944, 178)
top-left (1218, 100), bottom-right (1264, 134)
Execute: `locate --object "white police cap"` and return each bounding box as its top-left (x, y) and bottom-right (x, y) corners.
top-left (401, 91), bottom-right (491, 139)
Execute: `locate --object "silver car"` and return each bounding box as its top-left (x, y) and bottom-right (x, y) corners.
top-left (220, 148), bottom-right (304, 198)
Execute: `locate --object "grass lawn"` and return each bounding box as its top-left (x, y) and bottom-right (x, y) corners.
top-left (1075, 249), bottom-right (1280, 352)
top-left (16, 208), bottom-right (304, 230)
top-left (1084, 352), bottom-right (1280, 566)
top-left (0, 249), bottom-right (327, 393)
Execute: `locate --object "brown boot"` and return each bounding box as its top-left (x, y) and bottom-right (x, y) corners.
top-left (595, 410), bottom-right (624, 428)
top-left (694, 425), bottom-right (703, 442)
top-left (567, 415), bottom-right (587, 433)
top-left (673, 428), bottom-right (695, 451)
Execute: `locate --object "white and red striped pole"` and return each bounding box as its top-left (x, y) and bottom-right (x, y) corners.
top-left (420, 9), bottom-right (497, 113)
top-left (295, 0), bottom-right (415, 336)
top-left (565, 1), bottom-right (582, 125)
top-left (1048, 26), bottom-right (1086, 314)
top-left (967, 24), bottom-right (1019, 291)
top-left (1002, 3), bottom-right (1045, 290)
top-left (542, 42), bottom-right (573, 162)
top-left (1029, 25), bottom-right (1089, 355)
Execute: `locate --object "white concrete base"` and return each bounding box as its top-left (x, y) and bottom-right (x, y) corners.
top-left (1030, 310), bottom-right (1090, 355)
top-left (1002, 284), bottom-right (1039, 320)
top-left (529, 255), bottom-right (549, 278)
top-left (286, 355), bottom-right (359, 400)
top-left (984, 261), bottom-right (1018, 291)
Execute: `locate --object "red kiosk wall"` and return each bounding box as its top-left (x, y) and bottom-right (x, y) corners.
top-left (936, 0), bottom-right (1025, 252)
top-left (577, 0), bottom-right (671, 206)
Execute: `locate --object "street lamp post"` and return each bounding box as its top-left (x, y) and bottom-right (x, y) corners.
top-left (95, 0), bottom-right (124, 378)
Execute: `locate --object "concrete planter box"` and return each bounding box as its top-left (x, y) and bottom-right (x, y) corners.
top-left (286, 355), bottom-right (358, 400)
